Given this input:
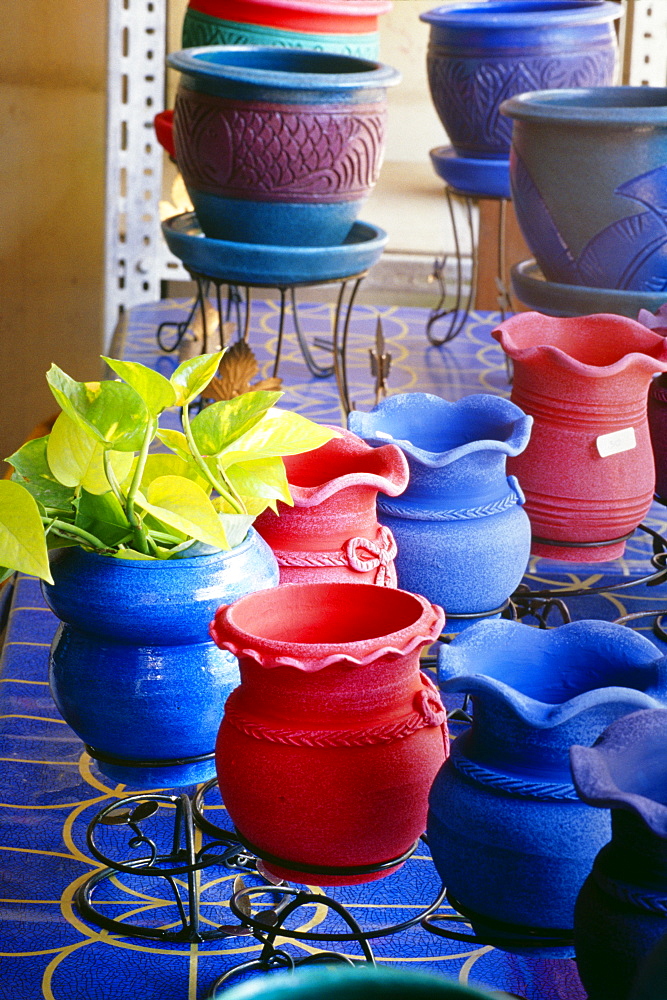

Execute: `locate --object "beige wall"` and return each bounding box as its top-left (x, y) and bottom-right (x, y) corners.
top-left (0, 1), bottom-right (106, 466)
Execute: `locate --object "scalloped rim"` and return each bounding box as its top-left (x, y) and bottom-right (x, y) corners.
top-left (348, 392), bottom-right (533, 467)
top-left (493, 312), bottom-right (667, 377)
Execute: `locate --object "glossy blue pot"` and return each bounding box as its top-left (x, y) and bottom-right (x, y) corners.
top-left (502, 87), bottom-right (667, 292)
top-left (348, 393), bottom-right (532, 630)
top-left (420, 1), bottom-right (620, 197)
top-left (167, 46), bottom-right (400, 246)
top-left (42, 530), bottom-right (279, 788)
top-left (429, 620), bottom-right (667, 954)
top-left (571, 709), bottom-right (667, 1000)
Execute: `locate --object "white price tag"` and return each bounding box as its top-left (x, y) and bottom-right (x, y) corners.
top-left (596, 427), bottom-right (637, 458)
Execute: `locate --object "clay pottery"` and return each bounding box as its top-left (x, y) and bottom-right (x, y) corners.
top-left (254, 428), bottom-right (408, 586)
top-left (42, 530), bottom-right (278, 788)
top-left (348, 392), bottom-right (533, 629)
top-left (571, 709), bottom-right (667, 1000)
top-left (420, 1), bottom-right (620, 197)
top-left (182, 0), bottom-right (391, 59)
top-left (501, 86), bottom-right (667, 291)
top-left (209, 582), bottom-right (447, 886)
top-left (220, 964), bottom-right (511, 1000)
top-left (429, 619), bottom-right (667, 955)
top-left (167, 45), bottom-right (400, 246)
top-left (493, 311), bottom-right (667, 561)
top-left (648, 373), bottom-right (667, 503)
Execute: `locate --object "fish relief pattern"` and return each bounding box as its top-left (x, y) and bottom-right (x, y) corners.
top-left (173, 89), bottom-right (387, 202)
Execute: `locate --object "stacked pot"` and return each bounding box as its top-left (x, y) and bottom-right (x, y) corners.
top-left (181, 0), bottom-right (392, 60)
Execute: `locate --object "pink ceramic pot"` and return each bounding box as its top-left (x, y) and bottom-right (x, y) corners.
top-left (210, 582), bottom-right (447, 886)
top-left (254, 429), bottom-right (409, 586)
top-left (493, 312), bottom-right (667, 561)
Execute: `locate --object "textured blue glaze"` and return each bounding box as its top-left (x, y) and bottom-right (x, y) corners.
top-left (428, 622), bottom-right (667, 948)
top-left (349, 393), bottom-right (532, 621)
top-left (43, 529), bottom-right (279, 787)
top-left (421, 2), bottom-right (620, 158)
top-left (571, 709), bottom-right (667, 999)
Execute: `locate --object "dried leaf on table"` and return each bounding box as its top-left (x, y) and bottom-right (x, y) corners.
top-left (204, 340), bottom-right (283, 400)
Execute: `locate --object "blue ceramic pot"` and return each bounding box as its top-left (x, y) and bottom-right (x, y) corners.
top-left (429, 620), bottom-right (667, 954)
top-left (167, 46), bottom-right (400, 246)
top-left (502, 86), bottom-right (667, 292)
top-left (348, 393), bottom-right (532, 630)
top-left (420, 1), bottom-right (620, 197)
top-left (571, 709), bottom-right (667, 1000)
top-left (42, 530), bottom-right (279, 788)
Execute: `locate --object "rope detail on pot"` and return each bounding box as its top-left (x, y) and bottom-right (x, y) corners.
top-left (377, 484), bottom-right (523, 522)
top-left (223, 673), bottom-right (445, 748)
top-left (451, 753), bottom-right (580, 801)
top-left (592, 870), bottom-right (667, 915)
top-left (273, 524), bottom-right (397, 586)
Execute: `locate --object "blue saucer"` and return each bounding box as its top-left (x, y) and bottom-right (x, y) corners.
top-left (162, 213), bottom-right (388, 286)
top-left (429, 146), bottom-right (511, 199)
top-left (511, 259), bottom-right (667, 319)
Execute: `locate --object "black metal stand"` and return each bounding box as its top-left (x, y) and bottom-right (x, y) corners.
top-left (155, 270), bottom-right (373, 417)
top-left (426, 186), bottom-right (514, 346)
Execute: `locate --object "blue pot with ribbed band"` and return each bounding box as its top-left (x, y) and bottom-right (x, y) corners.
top-left (429, 620), bottom-right (667, 956)
top-left (348, 392), bottom-right (533, 630)
top-left (42, 529), bottom-right (278, 788)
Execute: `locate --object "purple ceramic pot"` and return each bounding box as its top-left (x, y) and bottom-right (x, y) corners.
top-left (648, 373), bottom-right (667, 503)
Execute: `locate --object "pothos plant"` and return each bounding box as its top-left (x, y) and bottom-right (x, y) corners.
top-left (0, 351), bottom-right (336, 585)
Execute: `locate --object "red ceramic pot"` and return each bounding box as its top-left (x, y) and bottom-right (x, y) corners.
top-left (254, 429), bottom-right (409, 586)
top-left (493, 312), bottom-right (667, 561)
top-left (186, 0), bottom-right (392, 35)
top-left (209, 582), bottom-right (447, 886)
top-left (153, 110), bottom-right (175, 159)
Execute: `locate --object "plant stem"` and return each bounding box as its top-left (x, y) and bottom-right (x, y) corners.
top-left (42, 518), bottom-right (109, 551)
top-left (181, 404), bottom-right (246, 515)
top-left (105, 429), bottom-right (152, 555)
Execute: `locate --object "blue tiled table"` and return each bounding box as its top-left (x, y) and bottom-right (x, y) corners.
top-left (2, 301), bottom-right (667, 999)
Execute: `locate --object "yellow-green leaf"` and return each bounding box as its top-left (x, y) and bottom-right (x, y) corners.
top-left (190, 390), bottom-right (283, 456)
top-left (134, 476), bottom-right (229, 550)
top-left (46, 365), bottom-right (149, 451)
top-left (0, 480), bottom-right (53, 583)
top-left (170, 352), bottom-right (224, 407)
top-left (47, 412), bottom-right (134, 494)
top-left (218, 409), bottom-right (337, 468)
top-left (226, 456), bottom-right (293, 507)
top-left (156, 427), bottom-right (191, 461)
top-left (102, 357), bottom-right (176, 416)
top-left (140, 453), bottom-right (210, 493)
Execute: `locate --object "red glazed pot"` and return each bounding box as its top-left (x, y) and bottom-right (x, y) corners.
top-left (209, 582), bottom-right (447, 886)
top-left (186, 0), bottom-right (392, 34)
top-left (493, 312), bottom-right (667, 561)
top-left (254, 429), bottom-right (409, 586)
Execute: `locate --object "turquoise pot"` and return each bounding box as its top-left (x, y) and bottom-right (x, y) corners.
top-left (348, 392), bottom-right (532, 629)
top-left (182, 11), bottom-right (381, 59)
top-left (217, 965), bottom-right (511, 999)
top-left (429, 619), bottom-right (667, 954)
top-left (42, 530), bottom-right (279, 788)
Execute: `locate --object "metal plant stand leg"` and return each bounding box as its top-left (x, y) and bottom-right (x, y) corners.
top-left (426, 188), bottom-right (476, 346)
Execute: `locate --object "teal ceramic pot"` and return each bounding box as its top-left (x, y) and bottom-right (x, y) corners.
top-left (571, 709), bottom-right (667, 1000)
top-left (182, 12), bottom-right (381, 59)
top-left (429, 620), bottom-right (667, 955)
top-left (502, 87), bottom-right (667, 292)
top-left (348, 392), bottom-right (533, 630)
top-left (167, 46), bottom-right (400, 246)
top-left (218, 964), bottom-right (511, 999)
top-left (42, 530), bottom-right (279, 788)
